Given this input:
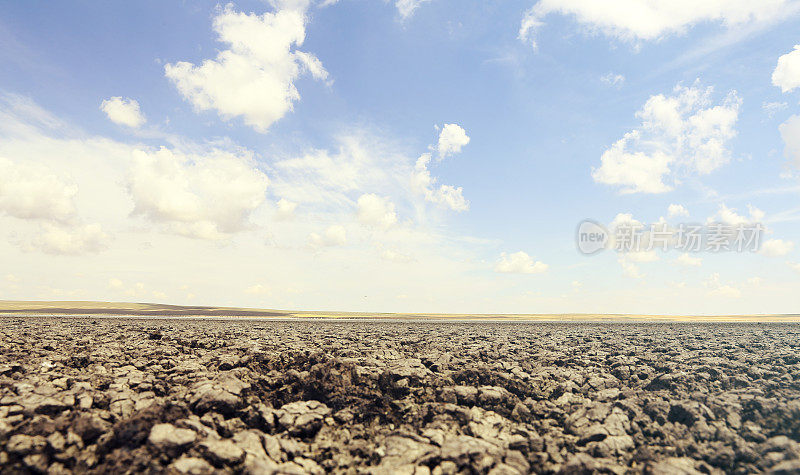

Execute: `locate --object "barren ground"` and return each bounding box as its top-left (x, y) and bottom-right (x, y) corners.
top-left (1, 317), bottom-right (800, 474)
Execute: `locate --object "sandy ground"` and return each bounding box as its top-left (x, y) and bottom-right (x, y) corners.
top-left (2, 300), bottom-right (799, 322)
top-left (1, 317), bottom-right (800, 474)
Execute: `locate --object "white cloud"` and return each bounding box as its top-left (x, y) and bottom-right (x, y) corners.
top-left (788, 262), bottom-right (800, 273)
top-left (495, 251), bottom-right (548, 274)
top-left (0, 157), bottom-right (78, 222)
top-left (600, 73), bottom-right (625, 88)
top-left (593, 83), bottom-right (741, 193)
top-left (704, 273), bottom-right (741, 298)
top-left (381, 248), bottom-right (413, 263)
top-left (772, 44), bottom-right (800, 93)
top-left (761, 239), bottom-right (794, 257)
top-left (625, 250), bottom-right (659, 262)
top-left (413, 153), bottom-right (469, 211)
top-left (667, 203), bottom-right (689, 218)
top-left (618, 256), bottom-right (643, 279)
top-left (357, 193), bottom-right (397, 228)
top-left (437, 123), bottom-right (470, 159)
top-left (244, 284), bottom-right (271, 295)
top-left (128, 147), bottom-right (269, 240)
top-left (275, 198), bottom-right (298, 220)
top-left (675, 253), bottom-right (702, 267)
top-left (395, 0), bottom-right (431, 19)
top-left (519, 0), bottom-right (792, 48)
top-left (270, 134), bottom-right (406, 209)
top-left (763, 101), bottom-right (788, 118)
top-left (707, 204), bottom-right (764, 226)
top-left (100, 97), bottom-right (146, 128)
top-left (779, 115), bottom-right (800, 166)
top-left (165, 4), bottom-right (326, 133)
top-left (308, 224), bottom-right (347, 247)
top-left (32, 223), bottom-right (109, 255)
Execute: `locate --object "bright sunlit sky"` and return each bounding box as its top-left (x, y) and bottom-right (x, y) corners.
top-left (1, 0), bottom-right (800, 314)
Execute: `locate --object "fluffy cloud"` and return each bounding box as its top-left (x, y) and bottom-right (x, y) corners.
top-left (495, 251), bottom-right (548, 274)
top-left (275, 198), bottom-right (298, 220)
top-left (308, 224), bottom-right (347, 247)
top-left (381, 248), bottom-right (413, 263)
top-left (618, 256), bottom-right (643, 279)
top-left (32, 223), bottom-right (109, 255)
top-left (772, 45), bottom-right (800, 93)
top-left (707, 204), bottom-right (764, 225)
top-left (761, 239), bottom-right (794, 257)
top-left (244, 284), bottom-right (271, 295)
top-left (128, 147), bottom-right (269, 239)
top-left (165, 4), bottom-right (326, 132)
top-left (675, 253), bottom-right (702, 267)
top-left (357, 193), bottom-right (397, 228)
top-left (0, 157), bottom-right (77, 222)
top-left (667, 204), bottom-right (689, 218)
top-left (704, 273), bottom-right (741, 298)
top-left (519, 0), bottom-right (790, 48)
top-left (395, 0), bottom-right (431, 19)
top-left (779, 115), bottom-right (800, 166)
top-left (789, 262), bottom-right (800, 273)
top-left (413, 154), bottom-right (468, 211)
top-left (100, 97), bottom-right (145, 128)
top-left (592, 83), bottom-right (741, 193)
top-left (437, 123), bottom-right (470, 159)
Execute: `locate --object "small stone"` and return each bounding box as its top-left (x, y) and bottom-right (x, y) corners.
top-left (198, 437), bottom-right (245, 466)
top-left (168, 456), bottom-right (214, 474)
top-left (149, 423), bottom-right (197, 451)
top-left (7, 434), bottom-right (47, 455)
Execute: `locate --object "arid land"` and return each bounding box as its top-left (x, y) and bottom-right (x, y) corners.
top-left (1, 307), bottom-right (800, 473)
top-left (1, 300), bottom-right (799, 322)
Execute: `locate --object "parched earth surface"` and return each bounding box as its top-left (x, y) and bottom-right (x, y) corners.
top-left (1, 318), bottom-right (800, 474)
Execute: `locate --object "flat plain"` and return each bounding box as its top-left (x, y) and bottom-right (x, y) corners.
top-left (2, 316), bottom-right (800, 473)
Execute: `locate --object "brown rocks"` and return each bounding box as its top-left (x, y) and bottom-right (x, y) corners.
top-left (2, 317), bottom-right (800, 473)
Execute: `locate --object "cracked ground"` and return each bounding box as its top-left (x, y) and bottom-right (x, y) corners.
top-left (1, 317), bottom-right (800, 474)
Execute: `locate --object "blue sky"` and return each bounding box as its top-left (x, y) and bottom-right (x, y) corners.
top-left (1, 0), bottom-right (799, 314)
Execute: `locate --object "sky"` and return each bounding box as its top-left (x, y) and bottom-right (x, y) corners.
top-left (1, 0), bottom-right (799, 315)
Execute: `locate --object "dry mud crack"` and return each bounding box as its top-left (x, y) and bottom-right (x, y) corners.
top-left (1, 317), bottom-right (800, 474)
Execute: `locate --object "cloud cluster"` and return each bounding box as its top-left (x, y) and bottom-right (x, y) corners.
top-left (308, 224), bottom-right (347, 247)
top-left (413, 154), bottom-right (469, 211)
top-left (33, 223), bottom-right (109, 256)
top-left (395, 0), bottom-right (431, 19)
top-left (706, 204), bottom-right (764, 226)
top-left (761, 239), bottom-right (794, 257)
top-left (519, 0), bottom-right (791, 48)
top-left (128, 147), bottom-right (269, 239)
top-left (704, 272), bottom-right (741, 298)
top-left (100, 97), bottom-right (146, 128)
top-left (773, 45), bottom-right (800, 166)
top-left (357, 193), bottom-right (397, 228)
top-left (437, 123), bottom-right (470, 159)
top-left (667, 204), bottom-right (689, 218)
top-left (772, 45), bottom-right (800, 93)
top-left (165, 3), bottom-right (327, 132)
top-left (495, 251), bottom-right (548, 274)
top-left (779, 116), bottom-right (800, 166)
top-left (407, 123), bottom-right (472, 211)
top-left (0, 157), bottom-right (77, 222)
top-left (593, 83), bottom-right (741, 193)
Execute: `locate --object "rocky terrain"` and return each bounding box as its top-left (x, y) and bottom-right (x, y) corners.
top-left (1, 317), bottom-right (799, 474)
